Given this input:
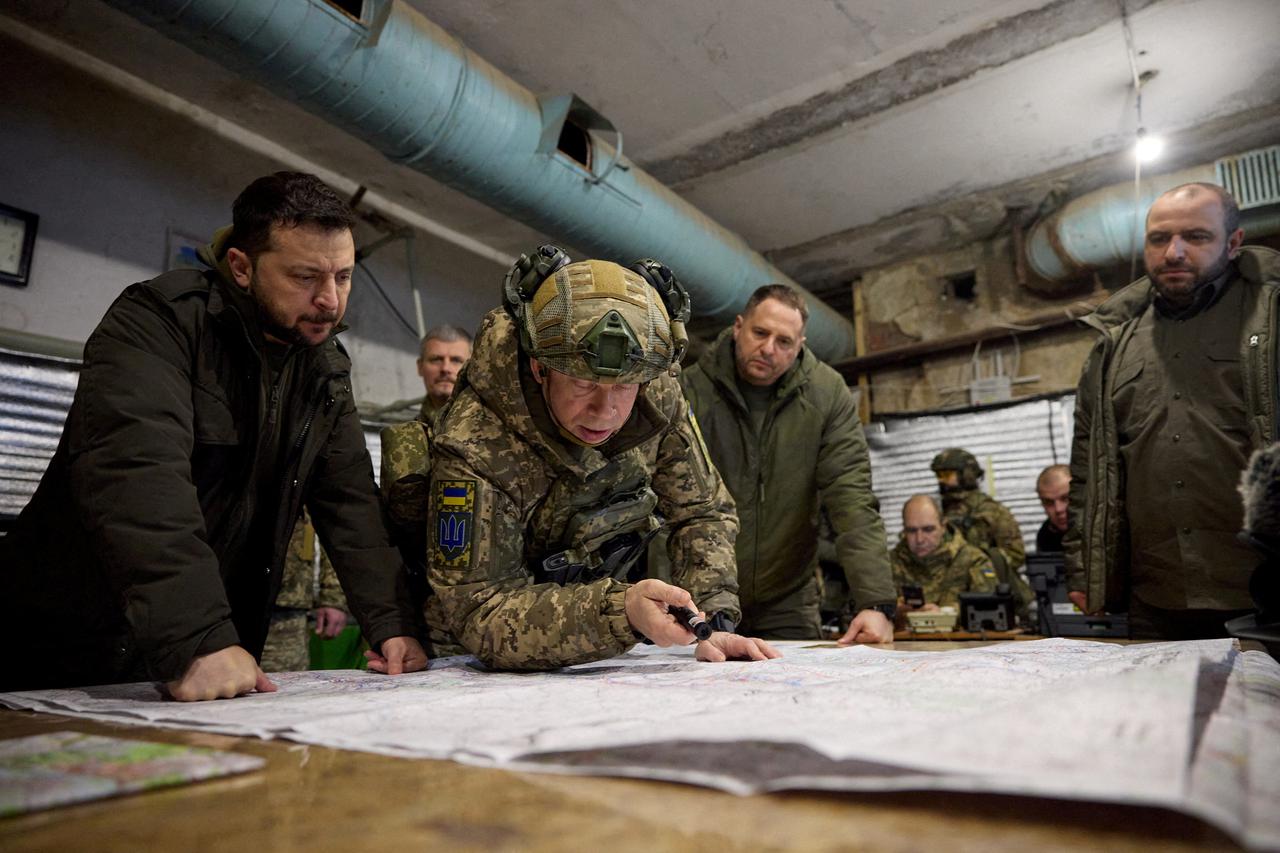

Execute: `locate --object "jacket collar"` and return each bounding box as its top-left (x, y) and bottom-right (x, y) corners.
top-left (1082, 245), bottom-right (1280, 334)
top-left (700, 326), bottom-right (813, 408)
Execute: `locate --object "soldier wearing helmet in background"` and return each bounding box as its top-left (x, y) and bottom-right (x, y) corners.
top-left (930, 448), bottom-right (1033, 623)
top-left (425, 247), bottom-right (780, 670)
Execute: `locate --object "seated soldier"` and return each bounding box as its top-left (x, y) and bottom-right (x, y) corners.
top-left (892, 495), bottom-right (998, 614)
top-left (1035, 464), bottom-right (1071, 553)
top-left (426, 247), bottom-right (780, 670)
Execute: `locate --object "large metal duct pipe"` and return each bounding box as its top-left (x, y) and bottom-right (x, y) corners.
top-left (1028, 150), bottom-right (1280, 282)
top-left (104, 0), bottom-right (856, 359)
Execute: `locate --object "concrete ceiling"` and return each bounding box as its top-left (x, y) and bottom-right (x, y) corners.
top-left (6, 0), bottom-right (1280, 316)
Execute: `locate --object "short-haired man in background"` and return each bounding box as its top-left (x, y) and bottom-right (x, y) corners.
top-left (416, 324), bottom-right (472, 428)
top-left (1035, 464), bottom-right (1071, 553)
top-left (892, 495), bottom-right (998, 614)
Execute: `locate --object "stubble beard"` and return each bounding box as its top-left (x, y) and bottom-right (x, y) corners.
top-left (1150, 247), bottom-right (1232, 306)
top-left (251, 278), bottom-right (338, 347)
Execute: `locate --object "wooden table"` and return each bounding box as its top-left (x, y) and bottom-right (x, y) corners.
top-left (0, 641), bottom-right (1242, 852)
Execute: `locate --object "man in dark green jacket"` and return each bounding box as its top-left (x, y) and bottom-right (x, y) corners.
top-left (1065, 183), bottom-right (1278, 639)
top-left (0, 172), bottom-right (426, 698)
top-left (681, 285), bottom-right (896, 642)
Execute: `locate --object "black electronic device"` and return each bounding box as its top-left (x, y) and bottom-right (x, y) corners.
top-left (959, 585), bottom-right (1016, 632)
top-left (901, 584), bottom-right (925, 609)
top-left (1023, 553), bottom-right (1129, 638)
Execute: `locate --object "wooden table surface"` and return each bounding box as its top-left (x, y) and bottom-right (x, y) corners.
top-left (0, 641), bottom-right (1242, 852)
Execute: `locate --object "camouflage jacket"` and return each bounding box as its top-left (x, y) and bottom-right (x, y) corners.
top-left (890, 525), bottom-right (997, 609)
top-left (941, 489), bottom-right (1026, 572)
top-left (274, 509), bottom-right (346, 611)
top-left (941, 488), bottom-right (1032, 617)
top-left (428, 309), bottom-right (741, 671)
top-left (418, 396), bottom-right (446, 431)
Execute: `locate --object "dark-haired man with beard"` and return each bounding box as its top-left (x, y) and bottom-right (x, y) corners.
top-left (1066, 182), bottom-right (1280, 639)
top-left (0, 172), bottom-right (426, 698)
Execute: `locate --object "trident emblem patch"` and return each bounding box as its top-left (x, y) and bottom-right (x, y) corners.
top-left (436, 479), bottom-right (476, 567)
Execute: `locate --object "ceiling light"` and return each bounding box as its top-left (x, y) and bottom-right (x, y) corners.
top-left (1134, 128), bottom-right (1164, 163)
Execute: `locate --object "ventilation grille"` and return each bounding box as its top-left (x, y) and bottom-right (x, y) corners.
top-left (1216, 145), bottom-right (1280, 210)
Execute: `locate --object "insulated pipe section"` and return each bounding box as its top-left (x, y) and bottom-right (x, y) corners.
top-left (107, 0), bottom-right (856, 359)
top-left (1026, 165), bottom-right (1216, 282)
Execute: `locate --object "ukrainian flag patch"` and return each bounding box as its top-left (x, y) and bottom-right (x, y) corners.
top-left (436, 479), bottom-right (476, 567)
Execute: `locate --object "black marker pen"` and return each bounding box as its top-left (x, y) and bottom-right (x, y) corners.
top-left (668, 605), bottom-right (713, 641)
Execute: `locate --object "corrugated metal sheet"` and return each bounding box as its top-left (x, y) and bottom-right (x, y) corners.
top-left (0, 348), bottom-right (80, 523)
top-left (866, 394), bottom-right (1076, 551)
top-left (0, 346), bottom-right (390, 522)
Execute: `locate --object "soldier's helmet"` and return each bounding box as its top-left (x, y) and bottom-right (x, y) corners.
top-left (502, 245), bottom-right (690, 384)
top-left (931, 448), bottom-right (983, 490)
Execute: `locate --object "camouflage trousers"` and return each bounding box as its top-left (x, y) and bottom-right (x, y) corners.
top-left (260, 608), bottom-right (311, 673)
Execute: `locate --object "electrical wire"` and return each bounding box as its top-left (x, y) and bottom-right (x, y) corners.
top-left (356, 260), bottom-right (421, 340)
top-left (1119, 0), bottom-right (1146, 282)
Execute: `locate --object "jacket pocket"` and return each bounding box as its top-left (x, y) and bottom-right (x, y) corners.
top-left (192, 383), bottom-right (240, 445)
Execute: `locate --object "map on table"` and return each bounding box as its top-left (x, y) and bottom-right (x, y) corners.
top-left (1, 639), bottom-right (1276, 849)
top-left (0, 731), bottom-right (265, 816)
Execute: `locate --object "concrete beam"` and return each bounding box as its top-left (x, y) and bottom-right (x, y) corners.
top-left (644, 0), bottom-right (1158, 188)
top-left (767, 103), bottom-right (1280, 291)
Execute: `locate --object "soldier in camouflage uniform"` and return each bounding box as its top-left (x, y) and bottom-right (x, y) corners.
top-left (416, 324), bottom-right (472, 430)
top-left (891, 495), bottom-right (998, 614)
top-left (930, 448), bottom-right (1033, 622)
top-left (260, 509), bottom-right (350, 672)
top-left (428, 247), bottom-right (780, 670)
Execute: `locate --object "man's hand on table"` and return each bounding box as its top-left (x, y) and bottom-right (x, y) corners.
top-left (166, 645), bottom-right (276, 701)
top-left (364, 636), bottom-right (429, 674)
top-left (313, 607), bottom-right (348, 638)
top-left (624, 578), bottom-right (702, 646)
top-left (695, 632), bottom-right (781, 662)
top-left (837, 608), bottom-right (894, 645)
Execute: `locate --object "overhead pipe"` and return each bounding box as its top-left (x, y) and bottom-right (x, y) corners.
top-left (1027, 159), bottom-right (1280, 282)
top-left (104, 0), bottom-right (857, 360)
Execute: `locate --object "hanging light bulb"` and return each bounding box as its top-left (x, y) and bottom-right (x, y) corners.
top-left (1134, 127), bottom-right (1164, 163)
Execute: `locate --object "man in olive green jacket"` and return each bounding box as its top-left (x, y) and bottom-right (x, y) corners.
top-left (681, 285), bottom-right (897, 642)
top-left (1065, 183), bottom-right (1278, 639)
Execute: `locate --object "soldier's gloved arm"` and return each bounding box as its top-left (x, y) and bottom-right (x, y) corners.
top-left (428, 452), bottom-right (639, 671)
top-left (814, 381), bottom-right (896, 611)
top-left (654, 397), bottom-right (741, 622)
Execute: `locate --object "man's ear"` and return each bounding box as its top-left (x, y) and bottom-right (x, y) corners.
top-left (225, 247), bottom-right (254, 290)
top-left (529, 358), bottom-right (545, 385)
top-left (1227, 227), bottom-right (1245, 259)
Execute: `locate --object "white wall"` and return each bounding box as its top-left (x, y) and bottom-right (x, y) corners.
top-left (0, 36), bottom-right (503, 407)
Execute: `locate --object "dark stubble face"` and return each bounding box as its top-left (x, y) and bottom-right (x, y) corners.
top-left (251, 272), bottom-right (341, 347)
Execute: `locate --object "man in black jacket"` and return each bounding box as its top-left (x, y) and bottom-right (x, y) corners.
top-left (1, 172), bottom-right (426, 700)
